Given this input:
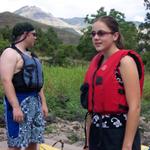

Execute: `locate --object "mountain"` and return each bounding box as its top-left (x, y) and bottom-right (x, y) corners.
top-left (60, 17), bottom-right (86, 28)
top-left (0, 12), bottom-right (80, 45)
top-left (14, 6), bottom-right (82, 34)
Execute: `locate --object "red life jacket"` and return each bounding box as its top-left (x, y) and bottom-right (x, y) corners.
top-left (84, 50), bottom-right (144, 114)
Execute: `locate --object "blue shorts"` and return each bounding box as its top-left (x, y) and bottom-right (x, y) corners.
top-left (4, 92), bottom-right (45, 148)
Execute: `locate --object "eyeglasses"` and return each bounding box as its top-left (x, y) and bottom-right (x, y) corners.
top-left (31, 32), bottom-right (37, 37)
top-left (91, 30), bottom-right (113, 37)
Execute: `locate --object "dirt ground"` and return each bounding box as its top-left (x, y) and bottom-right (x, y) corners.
top-left (0, 138), bottom-right (83, 150)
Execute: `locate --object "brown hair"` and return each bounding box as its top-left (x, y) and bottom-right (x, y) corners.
top-left (93, 16), bottom-right (124, 49)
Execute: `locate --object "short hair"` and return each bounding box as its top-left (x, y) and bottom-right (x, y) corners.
top-left (12, 22), bottom-right (35, 41)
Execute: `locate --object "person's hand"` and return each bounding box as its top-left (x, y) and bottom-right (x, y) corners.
top-left (83, 148), bottom-right (89, 150)
top-left (83, 146), bottom-right (89, 150)
top-left (122, 148), bottom-right (132, 150)
top-left (13, 107), bottom-right (24, 123)
top-left (122, 145), bottom-right (132, 150)
top-left (42, 103), bottom-right (48, 118)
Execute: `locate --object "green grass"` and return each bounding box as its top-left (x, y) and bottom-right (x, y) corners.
top-left (0, 65), bottom-right (150, 121)
top-left (143, 73), bottom-right (150, 100)
top-left (141, 73), bottom-right (150, 120)
top-left (141, 100), bottom-right (150, 121)
top-left (45, 124), bottom-right (57, 134)
top-left (43, 65), bottom-right (87, 120)
top-left (43, 66), bottom-right (150, 121)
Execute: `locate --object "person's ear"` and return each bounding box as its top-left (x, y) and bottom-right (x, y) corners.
top-left (113, 32), bottom-right (119, 41)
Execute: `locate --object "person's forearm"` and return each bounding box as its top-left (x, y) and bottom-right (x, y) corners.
top-left (122, 106), bottom-right (141, 148)
top-left (2, 79), bottom-right (19, 108)
top-left (86, 113), bottom-right (92, 147)
top-left (39, 88), bottom-right (46, 105)
top-left (39, 87), bottom-right (48, 117)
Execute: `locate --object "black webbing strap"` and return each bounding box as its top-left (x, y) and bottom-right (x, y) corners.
top-left (52, 140), bottom-right (64, 150)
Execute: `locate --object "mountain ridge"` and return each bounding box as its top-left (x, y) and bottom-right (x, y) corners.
top-left (14, 6), bottom-right (85, 34)
top-left (0, 11), bottom-right (80, 45)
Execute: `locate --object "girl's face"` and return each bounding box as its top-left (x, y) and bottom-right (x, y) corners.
top-left (91, 21), bottom-right (118, 52)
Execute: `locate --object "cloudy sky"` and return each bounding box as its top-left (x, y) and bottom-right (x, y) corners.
top-left (0, 0), bottom-right (147, 22)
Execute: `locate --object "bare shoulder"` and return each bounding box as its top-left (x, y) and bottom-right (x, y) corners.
top-left (120, 55), bottom-right (137, 68)
top-left (1, 47), bottom-right (18, 60)
top-left (119, 55), bottom-right (138, 79)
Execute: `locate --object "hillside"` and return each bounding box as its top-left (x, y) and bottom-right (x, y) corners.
top-left (0, 12), bottom-right (80, 45)
top-left (14, 6), bottom-right (82, 34)
top-left (60, 17), bottom-right (86, 28)
top-left (14, 6), bottom-right (72, 28)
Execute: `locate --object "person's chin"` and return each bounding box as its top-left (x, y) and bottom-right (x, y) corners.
top-left (95, 47), bottom-right (104, 52)
top-left (30, 43), bottom-right (35, 47)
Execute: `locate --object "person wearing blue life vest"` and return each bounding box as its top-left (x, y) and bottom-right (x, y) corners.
top-left (81, 16), bottom-right (144, 150)
top-left (0, 22), bottom-right (48, 150)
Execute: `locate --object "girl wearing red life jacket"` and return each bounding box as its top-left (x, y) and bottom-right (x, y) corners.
top-left (81, 16), bottom-right (144, 150)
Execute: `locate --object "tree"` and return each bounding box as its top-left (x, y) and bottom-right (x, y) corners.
top-left (120, 21), bottom-right (138, 50)
top-left (0, 39), bottom-right (9, 54)
top-left (109, 9), bottom-right (138, 50)
top-left (84, 7), bottom-right (107, 24)
top-left (77, 26), bottom-right (96, 60)
top-left (0, 26), bottom-right (12, 42)
top-left (77, 7), bottom-right (138, 60)
top-left (0, 26), bottom-right (11, 54)
top-left (45, 27), bottom-right (62, 49)
top-left (144, 0), bottom-right (150, 9)
top-left (138, 0), bottom-right (150, 71)
top-left (34, 27), bottom-right (62, 57)
top-left (138, 0), bottom-right (150, 52)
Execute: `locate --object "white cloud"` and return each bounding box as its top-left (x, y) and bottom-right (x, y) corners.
top-left (0, 0), bottom-right (147, 22)
top-left (133, 16), bottom-right (145, 22)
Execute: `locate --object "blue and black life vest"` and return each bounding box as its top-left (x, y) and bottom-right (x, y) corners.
top-left (11, 44), bottom-right (44, 92)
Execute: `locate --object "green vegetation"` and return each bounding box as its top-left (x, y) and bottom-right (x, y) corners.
top-left (0, 66), bottom-right (149, 121)
top-left (0, 25), bottom-right (80, 66)
top-left (77, 7), bottom-right (139, 60)
top-left (67, 132), bottom-right (79, 144)
top-left (0, 65), bottom-right (87, 121)
top-left (43, 65), bottom-right (87, 121)
top-left (138, 0), bottom-right (150, 53)
top-left (45, 124), bottom-right (57, 134)
top-left (141, 73), bottom-right (150, 120)
top-left (141, 100), bottom-right (150, 121)
top-left (0, 6), bottom-right (149, 67)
